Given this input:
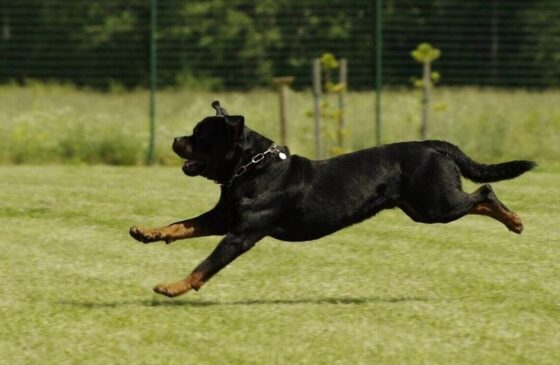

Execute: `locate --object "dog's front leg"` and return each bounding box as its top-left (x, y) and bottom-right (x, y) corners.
top-left (153, 233), bottom-right (264, 297)
top-left (129, 208), bottom-right (226, 244)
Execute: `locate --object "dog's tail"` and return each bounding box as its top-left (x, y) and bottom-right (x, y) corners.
top-left (422, 140), bottom-right (536, 183)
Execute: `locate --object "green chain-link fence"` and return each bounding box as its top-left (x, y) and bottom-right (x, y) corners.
top-left (1, 0), bottom-right (559, 90)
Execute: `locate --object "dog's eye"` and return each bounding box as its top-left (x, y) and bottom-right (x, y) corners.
top-left (193, 131), bottom-right (212, 148)
top-left (195, 132), bottom-right (209, 142)
top-left (192, 128), bottom-right (203, 139)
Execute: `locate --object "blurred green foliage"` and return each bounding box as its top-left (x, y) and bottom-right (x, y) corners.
top-left (411, 43), bottom-right (441, 64)
top-left (318, 53), bottom-right (347, 156)
top-left (410, 43), bottom-right (441, 88)
top-left (0, 1), bottom-right (559, 89)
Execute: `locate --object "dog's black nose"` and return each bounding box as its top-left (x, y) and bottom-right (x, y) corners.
top-left (173, 137), bottom-right (181, 144)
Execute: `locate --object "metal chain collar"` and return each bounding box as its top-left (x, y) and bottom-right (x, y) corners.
top-left (220, 144), bottom-right (287, 187)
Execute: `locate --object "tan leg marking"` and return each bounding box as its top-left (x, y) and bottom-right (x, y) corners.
top-left (130, 221), bottom-right (204, 244)
top-left (153, 272), bottom-right (205, 298)
top-left (469, 202), bottom-right (523, 234)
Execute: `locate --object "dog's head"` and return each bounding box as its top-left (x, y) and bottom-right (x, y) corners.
top-left (172, 101), bottom-right (246, 182)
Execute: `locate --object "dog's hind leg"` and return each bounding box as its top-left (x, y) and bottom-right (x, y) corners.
top-left (399, 183), bottom-right (522, 234)
top-left (398, 156), bottom-right (523, 233)
top-left (468, 184), bottom-right (523, 234)
top-left (398, 182), bottom-right (476, 224)
top-left (153, 233), bottom-right (264, 297)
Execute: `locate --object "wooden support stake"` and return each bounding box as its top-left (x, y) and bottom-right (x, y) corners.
top-left (273, 76), bottom-right (294, 146)
top-left (338, 59), bottom-right (347, 151)
top-left (312, 59), bottom-right (323, 159)
top-left (420, 60), bottom-right (431, 140)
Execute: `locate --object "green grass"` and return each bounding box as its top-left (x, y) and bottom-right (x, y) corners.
top-left (1, 165), bottom-right (559, 364)
top-left (1, 83), bottom-right (559, 165)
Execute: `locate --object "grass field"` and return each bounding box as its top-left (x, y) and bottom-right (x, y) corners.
top-left (1, 84), bottom-right (560, 165)
top-left (1, 165), bottom-right (559, 364)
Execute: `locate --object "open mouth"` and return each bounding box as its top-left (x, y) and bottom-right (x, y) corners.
top-left (182, 158), bottom-right (205, 176)
top-left (183, 159), bottom-right (197, 169)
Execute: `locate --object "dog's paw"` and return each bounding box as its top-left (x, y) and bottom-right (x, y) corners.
top-left (129, 226), bottom-right (162, 243)
top-left (506, 214), bottom-right (524, 234)
top-left (153, 281), bottom-right (190, 298)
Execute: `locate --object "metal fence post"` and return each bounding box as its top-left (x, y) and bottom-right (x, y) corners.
top-left (147, 0), bottom-right (157, 165)
top-left (375, 0), bottom-right (382, 146)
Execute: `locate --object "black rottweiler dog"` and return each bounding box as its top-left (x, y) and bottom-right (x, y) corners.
top-left (130, 101), bottom-right (536, 297)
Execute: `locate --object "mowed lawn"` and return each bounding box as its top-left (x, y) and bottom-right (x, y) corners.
top-left (1, 165), bottom-right (559, 364)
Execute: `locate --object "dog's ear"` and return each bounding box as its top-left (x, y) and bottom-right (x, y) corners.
top-left (211, 100), bottom-right (243, 141)
top-left (211, 100), bottom-right (229, 116)
top-left (224, 115), bottom-right (245, 160)
top-left (225, 115), bottom-right (244, 141)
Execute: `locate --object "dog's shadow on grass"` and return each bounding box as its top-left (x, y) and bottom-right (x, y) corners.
top-left (59, 296), bottom-right (428, 309)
